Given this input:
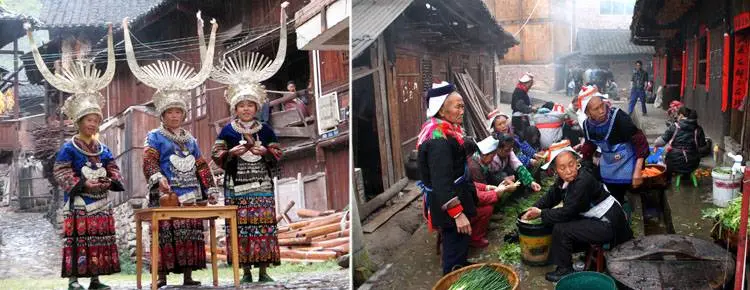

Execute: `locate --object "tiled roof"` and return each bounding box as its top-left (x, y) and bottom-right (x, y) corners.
top-left (577, 28), bottom-right (655, 56)
top-left (39, 0), bottom-right (169, 28)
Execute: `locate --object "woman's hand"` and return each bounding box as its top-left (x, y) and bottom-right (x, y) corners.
top-left (98, 178), bottom-right (112, 191)
top-left (208, 194), bottom-right (218, 205)
top-left (529, 159), bottom-right (539, 167)
top-left (250, 145), bottom-right (267, 156)
top-left (632, 169), bottom-right (644, 188)
top-left (84, 179), bottom-right (102, 192)
top-left (229, 144), bottom-right (248, 156)
top-left (158, 178), bottom-right (171, 193)
top-left (455, 213), bottom-right (472, 236)
top-left (530, 182), bottom-right (542, 192)
top-left (521, 207), bottom-right (542, 220)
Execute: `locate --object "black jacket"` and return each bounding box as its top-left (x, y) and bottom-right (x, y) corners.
top-left (511, 87), bottom-right (533, 114)
top-left (533, 169), bottom-right (632, 245)
top-left (661, 119), bottom-right (707, 173)
top-left (418, 137), bottom-right (477, 229)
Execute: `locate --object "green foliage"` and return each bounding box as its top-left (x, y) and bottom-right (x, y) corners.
top-left (495, 176), bottom-right (554, 235)
top-left (0, 0), bottom-right (42, 18)
top-left (702, 197), bottom-right (745, 233)
top-left (118, 250), bottom-right (137, 275)
top-left (497, 242), bottom-right (521, 266)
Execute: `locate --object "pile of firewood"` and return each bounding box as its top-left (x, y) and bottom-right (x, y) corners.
top-left (278, 208), bottom-right (350, 262)
top-left (204, 203), bottom-right (350, 263)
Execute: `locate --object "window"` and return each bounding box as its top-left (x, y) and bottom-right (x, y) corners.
top-left (185, 85), bottom-right (207, 122)
top-left (698, 37), bottom-right (707, 85)
top-left (600, 0), bottom-right (635, 15)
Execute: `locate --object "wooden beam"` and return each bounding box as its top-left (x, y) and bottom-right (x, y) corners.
top-left (362, 188), bottom-right (421, 233)
top-left (359, 178), bottom-right (409, 221)
top-left (376, 36), bottom-right (395, 187)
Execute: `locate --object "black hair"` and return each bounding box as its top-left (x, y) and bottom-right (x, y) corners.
top-left (522, 126), bottom-right (541, 149)
top-left (464, 139), bottom-right (479, 158)
top-left (287, 80), bottom-right (296, 86)
top-left (635, 60), bottom-right (642, 66)
top-left (678, 107), bottom-right (692, 118)
top-left (542, 102), bottom-right (555, 110)
top-left (494, 133), bottom-right (515, 149)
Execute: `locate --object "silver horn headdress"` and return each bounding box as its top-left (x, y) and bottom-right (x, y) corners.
top-left (27, 23), bottom-right (115, 125)
top-left (123, 12), bottom-right (218, 117)
top-left (210, 2), bottom-right (288, 111)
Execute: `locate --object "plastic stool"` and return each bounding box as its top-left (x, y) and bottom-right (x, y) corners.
top-left (675, 172), bottom-right (698, 188)
top-left (585, 244), bottom-right (609, 272)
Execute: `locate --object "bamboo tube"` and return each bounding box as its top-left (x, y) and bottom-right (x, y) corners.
top-left (288, 212), bottom-right (345, 230)
top-left (310, 237), bottom-right (349, 248)
top-left (329, 243), bottom-right (350, 253)
top-left (280, 249), bottom-right (338, 260)
top-left (278, 236), bottom-right (312, 246)
top-left (311, 229), bottom-right (350, 241)
top-left (297, 208), bottom-right (324, 217)
top-left (279, 223), bottom-right (341, 239)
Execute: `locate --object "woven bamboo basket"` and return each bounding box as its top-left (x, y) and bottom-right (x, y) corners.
top-left (432, 263), bottom-right (520, 290)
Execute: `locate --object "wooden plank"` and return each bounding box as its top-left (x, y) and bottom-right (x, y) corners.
top-left (376, 36), bottom-right (395, 187)
top-left (362, 188), bottom-right (421, 233)
top-left (271, 110), bottom-right (304, 127)
top-left (275, 126), bottom-right (313, 138)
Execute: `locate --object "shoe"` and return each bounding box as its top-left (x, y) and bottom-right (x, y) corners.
top-left (155, 278), bottom-right (167, 288)
top-left (545, 267), bottom-right (574, 282)
top-left (68, 281), bottom-right (85, 290)
top-left (240, 273), bottom-right (253, 284)
top-left (469, 239), bottom-right (489, 248)
top-left (87, 281), bottom-right (111, 290)
top-left (183, 279), bottom-right (201, 286)
top-left (258, 273), bottom-right (274, 282)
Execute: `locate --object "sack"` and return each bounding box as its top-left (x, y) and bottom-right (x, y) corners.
top-left (653, 86), bottom-right (663, 108)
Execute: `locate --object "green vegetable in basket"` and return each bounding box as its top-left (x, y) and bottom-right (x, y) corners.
top-left (702, 197), bottom-right (747, 234)
top-left (498, 243), bottom-right (521, 265)
top-left (448, 265), bottom-right (512, 290)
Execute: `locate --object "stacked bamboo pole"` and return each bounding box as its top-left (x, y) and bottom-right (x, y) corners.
top-left (205, 208), bottom-right (350, 263)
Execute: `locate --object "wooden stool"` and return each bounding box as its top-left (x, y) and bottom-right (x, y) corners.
top-left (585, 244), bottom-right (608, 272)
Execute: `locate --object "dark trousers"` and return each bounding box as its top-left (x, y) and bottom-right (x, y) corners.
top-left (604, 183), bottom-right (630, 204)
top-left (628, 89), bottom-right (647, 115)
top-left (440, 226), bottom-right (469, 275)
top-left (549, 219), bottom-right (613, 269)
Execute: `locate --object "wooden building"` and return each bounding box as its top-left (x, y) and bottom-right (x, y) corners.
top-left (28, 0), bottom-right (350, 212)
top-left (631, 0), bottom-right (750, 159)
top-left (351, 0), bottom-right (517, 201)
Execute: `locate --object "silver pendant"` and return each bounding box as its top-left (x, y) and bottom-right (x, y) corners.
top-left (82, 165), bottom-right (107, 180)
top-left (239, 151), bottom-right (262, 163)
top-left (169, 153), bottom-right (196, 173)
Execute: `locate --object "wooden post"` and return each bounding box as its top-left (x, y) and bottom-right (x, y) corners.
top-left (230, 215), bottom-right (240, 289)
top-left (136, 219), bottom-right (142, 289)
top-left (150, 216), bottom-right (159, 290)
top-left (210, 219), bottom-right (218, 286)
top-left (733, 166), bottom-right (750, 290)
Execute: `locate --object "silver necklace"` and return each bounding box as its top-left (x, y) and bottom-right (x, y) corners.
top-left (158, 124), bottom-right (193, 144)
top-left (70, 135), bottom-right (104, 157)
top-left (231, 119), bottom-right (261, 135)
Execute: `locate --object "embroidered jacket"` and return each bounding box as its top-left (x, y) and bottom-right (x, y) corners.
top-left (54, 139), bottom-right (124, 212)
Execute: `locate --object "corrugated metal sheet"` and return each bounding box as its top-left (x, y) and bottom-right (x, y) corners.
top-left (352, 0), bottom-right (415, 58)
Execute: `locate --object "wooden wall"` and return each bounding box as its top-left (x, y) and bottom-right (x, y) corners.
top-left (491, 0), bottom-right (564, 64)
top-left (0, 122), bottom-right (18, 150)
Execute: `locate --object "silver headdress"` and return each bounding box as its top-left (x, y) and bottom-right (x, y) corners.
top-left (26, 23), bottom-right (115, 125)
top-left (210, 2), bottom-right (288, 111)
top-left (123, 12), bottom-right (218, 117)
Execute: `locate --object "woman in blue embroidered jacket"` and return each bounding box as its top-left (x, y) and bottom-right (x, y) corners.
top-left (123, 12), bottom-right (220, 287)
top-left (31, 23), bottom-right (123, 290)
top-left (208, 3), bottom-right (288, 283)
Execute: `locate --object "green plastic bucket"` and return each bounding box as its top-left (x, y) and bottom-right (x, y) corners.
top-left (555, 271), bottom-right (616, 290)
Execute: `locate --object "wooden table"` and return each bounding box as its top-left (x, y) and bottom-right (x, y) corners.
top-left (134, 206), bottom-right (240, 290)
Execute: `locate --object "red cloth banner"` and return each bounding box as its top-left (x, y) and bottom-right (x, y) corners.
top-left (694, 37), bottom-right (699, 89)
top-left (722, 33), bottom-right (730, 112)
top-left (706, 29), bottom-right (710, 92)
top-left (733, 33), bottom-right (750, 110)
top-left (735, 12), bottom-right (750, 31)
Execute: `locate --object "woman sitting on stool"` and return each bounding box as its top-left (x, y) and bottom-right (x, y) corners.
top-left (521, 144), bottom-right (632, 282)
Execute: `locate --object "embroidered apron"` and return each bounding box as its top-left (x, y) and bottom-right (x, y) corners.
top-left (584, 108), bottom-right (636, 184)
